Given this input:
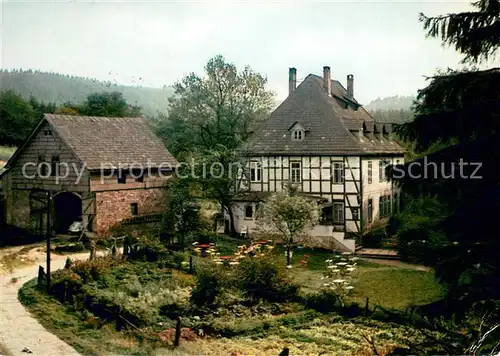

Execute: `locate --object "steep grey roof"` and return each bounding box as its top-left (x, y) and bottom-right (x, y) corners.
top-left (45, 114), bottom-right (178, 170)
top-left (248, 74), bottom-right (405, 156)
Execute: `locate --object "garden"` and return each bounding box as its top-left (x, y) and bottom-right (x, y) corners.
top-left (19, 232), bottom-right (447, 355)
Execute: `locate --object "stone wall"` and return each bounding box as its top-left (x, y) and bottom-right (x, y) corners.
top-left (94, 188), bottom-right (166, 234)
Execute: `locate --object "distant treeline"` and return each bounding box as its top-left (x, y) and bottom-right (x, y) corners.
top-left (0, 90), bottom-right (143, 146)
top-left (0, 69), bottom-right (173, 116)
top-left (369, 108), bottom-right (414, 124)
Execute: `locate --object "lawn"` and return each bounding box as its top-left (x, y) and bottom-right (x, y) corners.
top-left (17, 235), bottom-right (445, 355)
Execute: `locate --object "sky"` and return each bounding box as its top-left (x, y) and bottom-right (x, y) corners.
top-left (0, 0), bottom-right (480, 104)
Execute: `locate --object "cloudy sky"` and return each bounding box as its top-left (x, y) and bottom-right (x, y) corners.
top-left (1, 0), bottom-right (476, 104)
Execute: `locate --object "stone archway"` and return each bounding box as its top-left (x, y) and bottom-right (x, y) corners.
top-left (53, 192), bottom-right (82, 234)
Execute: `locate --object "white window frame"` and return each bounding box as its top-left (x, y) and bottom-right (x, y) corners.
top-left (250, 161), bottom-right (262, 182)
top-left (332, 162), bottom-right (345, 184)
top-left (290, 161), bottom-right (302, 183)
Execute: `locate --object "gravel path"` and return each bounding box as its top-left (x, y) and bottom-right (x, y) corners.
top-left (0, 251), bottom-right (93, 356)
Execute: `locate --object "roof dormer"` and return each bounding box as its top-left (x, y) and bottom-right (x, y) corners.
top-left (289, 122), bottom-right (306, 141)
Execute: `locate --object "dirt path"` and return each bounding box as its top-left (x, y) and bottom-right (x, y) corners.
top-left (0, 248), bottom-right (97, 356)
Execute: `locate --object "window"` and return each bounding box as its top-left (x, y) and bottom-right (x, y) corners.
top-left (51, 155), bottom-right (59, 177)
top-left (292, 129), bottom-right (304, 141)
top-left (368, 199), bottom-right (373, 223)
top-left (367, 161), bottom-right (372, 184)
top-left (250, 161), bottom-right (262, 182)
top-left (379, 195), bottom-right (392, 218)
top-left (351, 207), bottom-right (359, 220)
top-left (117, 170), bottom-right (126, 184)
top-left (332, 162), bottom-right (344, 184)
top-left (320, 206), bottom-right (333, 225)
top-left (244, 205), bottom-right (253, 219)
top-left (379, 159), bottom-right (390, 182)
top-left (130, 203), bottom-right (138, 216)
top-left (333, 202), bottom-right (344, 224)
top-left (290, 161), bottom-right (301, 183)
top-left (43, 129), bottom-right (52, 136)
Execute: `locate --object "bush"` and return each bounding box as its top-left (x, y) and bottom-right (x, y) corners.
top-left (71, 255), bottom-right (121, 282)
top-left (235, 255), bottom-right (298, 303)
top-left (193, 230), bottom-right (219, 244)
top-left (190, 265), bottom-right (232, 307)
top-left (50, 268), bottom-right (84, 303)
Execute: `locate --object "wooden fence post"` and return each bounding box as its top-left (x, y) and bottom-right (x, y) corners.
top-left (115, 307), bottom-right (122, 331)
top-left (37, 266), bottom-right (45, 288)
top-left (174, 316), bottom-right (182, 347)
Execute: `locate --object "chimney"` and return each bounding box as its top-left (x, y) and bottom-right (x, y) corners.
top-left (347, 74), bottom-right (354, 99)
top-left (288, 68), bottom-right (297, 96)
top-left (323, 66), bottom-right (331, 96)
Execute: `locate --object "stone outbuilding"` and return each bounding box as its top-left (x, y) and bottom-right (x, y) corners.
top-left (0, 114), bottom-right (178, 235)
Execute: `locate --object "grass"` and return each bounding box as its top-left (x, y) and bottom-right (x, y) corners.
top-left (210, 235), bottom-right (444, 311)
top-left (19, 279), bottom-right (432, 355)
top-left (16, 235), bottom-right (445, 355)
top-left (19, 279), bottom-right (154, 355)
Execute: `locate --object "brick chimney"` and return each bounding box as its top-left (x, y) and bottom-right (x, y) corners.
top-left (323, 66), bottom-right (331, 96)
top-left (347, 74), bottom-right (354, 99)
top-left (289, 68), bottom-right (297, 96)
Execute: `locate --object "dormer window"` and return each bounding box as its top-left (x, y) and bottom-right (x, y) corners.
top-left (292, 129), bottom-right (304, 141)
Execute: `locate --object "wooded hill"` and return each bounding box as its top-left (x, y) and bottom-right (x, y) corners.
top-left (0, 69), bottom-right (173, 116)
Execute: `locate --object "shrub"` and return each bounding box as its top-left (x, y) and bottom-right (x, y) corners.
top-left (190, 265), bottom-right (232, 307)
top-left (235, 255), bottom-right (298, 302)
top-left (50, 268), bottom-right (84, 302)
top-left (194, 230), bottom-right (219, 245)
top-left (71, 255), bottom-right (121, 282)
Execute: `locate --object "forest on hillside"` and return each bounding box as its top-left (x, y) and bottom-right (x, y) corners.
top-left (0, 69), bottom-right (173, 116)
top-left (365, 95), bottom-right (415, 111)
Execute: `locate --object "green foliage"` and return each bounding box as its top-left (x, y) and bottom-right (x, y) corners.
top-left (0, 90), bottom-right (37, 145)
top-left (190, 265), bottom-right (231, 307)
top-left (389, 196), bottom-right (450, 265)
top-left (154, 55), bottom-right (275, 233)
top-left (160, 177), bottom-right (206, 248)
top-left (155, 54), bottom-right (275, 159)
top-left (418, 0), bottom-right (499, 64)
top-left (77, 92), bottom-right (142, 117)
top-left (321, 253), bottom-right (357, 307)
top-left (235, 255), bottom-right (298, 303)
top-left (0, 69), bottom-right (173, 116)
top-left (256, 183), bottom-right (320, 264)
top-left (391, 1), bottom-right (500, 306)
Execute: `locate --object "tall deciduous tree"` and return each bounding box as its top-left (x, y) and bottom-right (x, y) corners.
top-left (256, 184), bottom-right (320, 266)
top-left (392, 0), bottom-right (500, 303)
top-left (156, 55), bottom-right (275, 160)
top-left (156, 55), bottom-right (275, 233)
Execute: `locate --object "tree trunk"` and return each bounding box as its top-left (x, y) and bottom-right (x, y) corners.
top-left (224, 203), bottom-right (237, 236)
top-left (286, 244), bottom-right (292, 266)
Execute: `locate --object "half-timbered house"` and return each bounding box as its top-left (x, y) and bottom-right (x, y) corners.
top-left (231, 66), bottom-right (405, 251)
top-left (1, 114), bottom-right (178, 236)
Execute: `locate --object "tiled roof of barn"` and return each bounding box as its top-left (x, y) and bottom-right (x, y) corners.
top-left (248, 74), bottom-right (405, 156)
top-left (45, 114), bottom-right (178, 170)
